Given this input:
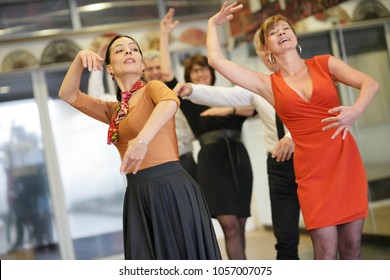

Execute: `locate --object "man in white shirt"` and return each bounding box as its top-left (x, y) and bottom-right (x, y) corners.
top-left (143, 50), bottom-right (197, 180)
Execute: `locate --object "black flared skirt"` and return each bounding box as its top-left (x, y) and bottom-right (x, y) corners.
top-left (123, 161), bottom-right (221, 260)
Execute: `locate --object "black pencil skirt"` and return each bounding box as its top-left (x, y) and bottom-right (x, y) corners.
top-left (123, 161), bottom-right (222, 260)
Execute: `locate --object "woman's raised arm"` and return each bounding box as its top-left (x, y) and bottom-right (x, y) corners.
top-left (207, 2), bottom-right (274, 104)
top-left (59, 50), bottom-right (104, 104)
top-left (159, 8), bottom-right (179, 82)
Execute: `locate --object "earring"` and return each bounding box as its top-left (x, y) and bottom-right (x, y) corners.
top-left (272, 63), bottom-right (279, 73)
top-left (110, 73), bottom-right (115, 81)
top-left (296, 44), bottom-right (302, 57)
top-left (268, 53), bottom-right (276, 64)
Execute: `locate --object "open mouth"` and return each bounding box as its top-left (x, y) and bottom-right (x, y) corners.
top-left (279, 38), bottom-right (289, 44)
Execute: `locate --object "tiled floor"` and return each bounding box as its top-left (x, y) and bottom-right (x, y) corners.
top-left (217, 226), bottom-right (390, 260)
top-left (2, 199), bottom-right (389, 260)
top-left (99, 225), bottom-right (390, 260)
top-left (219, 227), bottom-right (314, 260)
top-left (2, 225), bottom-right (390, 260)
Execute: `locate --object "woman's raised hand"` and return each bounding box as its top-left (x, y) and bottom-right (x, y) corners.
top-left (160, 8), bottom-right (179, 35)
top-left (209, 1), bottom-right (243, 25)
top-left (78, 50), bottom-right (104, 72)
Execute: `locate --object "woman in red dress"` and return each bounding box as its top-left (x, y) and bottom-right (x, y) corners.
top-left (206, 2), bottom-right (379, 260)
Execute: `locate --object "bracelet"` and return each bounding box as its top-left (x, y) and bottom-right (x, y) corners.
top-left (232, 107), bottom-right (236, 115)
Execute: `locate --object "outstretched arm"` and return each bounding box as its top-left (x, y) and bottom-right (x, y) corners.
top-left (160, 8), bottom-right (179, 82)
top-left (200, 106), bottom-right (255, 117)
top-left (207, 2), bottom-right (274, 104)
top-left (175, 82), bottom-right (256, 116)
top-left (175, 82), bottom-right (254, 107)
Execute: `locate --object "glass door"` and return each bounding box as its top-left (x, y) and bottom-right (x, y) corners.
top-left (0, 72), bottom-right (59, 259)
top-left (0, 66), bottom-right (128, 259)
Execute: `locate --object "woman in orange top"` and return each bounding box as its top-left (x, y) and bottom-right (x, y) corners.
top-left (59, 35), bottom-right (221, 260)
top-left (206, 3), bottom-right (379, 260)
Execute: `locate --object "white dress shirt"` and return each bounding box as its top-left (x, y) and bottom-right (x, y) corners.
top-left (187, 84), bottom-right (291, 154)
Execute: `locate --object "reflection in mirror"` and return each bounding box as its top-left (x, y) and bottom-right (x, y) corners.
top-left (0, 100), bottom-right (57, 258)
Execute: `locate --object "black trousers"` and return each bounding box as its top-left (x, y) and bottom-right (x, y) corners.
top-left (267, 153), bottom-right (300, 260)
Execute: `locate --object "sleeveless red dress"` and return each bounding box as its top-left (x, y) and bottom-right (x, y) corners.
top-left (271, 54), bottom-right (368, 230)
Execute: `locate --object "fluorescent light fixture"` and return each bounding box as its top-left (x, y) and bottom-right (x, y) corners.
top-left (79, 3), bottom-right (114, 13)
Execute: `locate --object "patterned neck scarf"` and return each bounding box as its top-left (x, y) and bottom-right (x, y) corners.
top-left (107, 79), bottom-right (146, 144)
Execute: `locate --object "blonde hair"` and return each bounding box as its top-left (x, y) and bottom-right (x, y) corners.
top-left (258, 14), bottom-right (296, 46)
